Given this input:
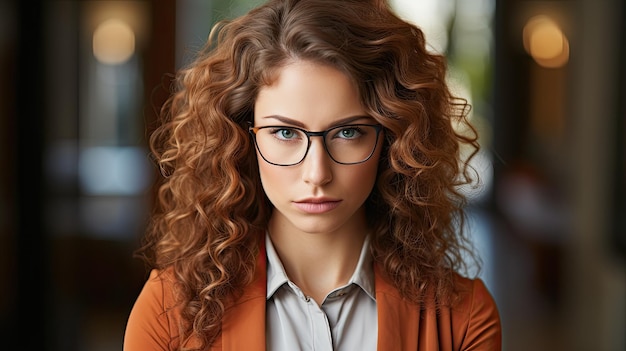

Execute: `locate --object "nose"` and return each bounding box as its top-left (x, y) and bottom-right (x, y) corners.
top-left (301, 136), bottom-right (333, 185)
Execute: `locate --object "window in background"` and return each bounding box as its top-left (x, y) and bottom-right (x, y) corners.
top-left (79, 2), bottom-right (153, 240)
top-left (46, 1), bottom-right (154, 240)
top-left (42, 2), bottom-right (158, 349)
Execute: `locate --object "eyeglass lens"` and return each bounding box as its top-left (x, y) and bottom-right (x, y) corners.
top-left (252, 124), bottom-right (380, 166)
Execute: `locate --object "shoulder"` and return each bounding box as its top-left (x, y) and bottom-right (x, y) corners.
top-left (124, 268), bottom-right (185, 351)
top-left (446, 274), bottom-right (502, 350)
top-left (133, 268), bottom-right (182, 316)
top-left (452, 274), bottom-right (497, 313)
top-left (373, 267), bottom-right (501, 350)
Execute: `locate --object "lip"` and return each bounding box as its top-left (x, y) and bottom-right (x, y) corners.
top-left (293, 197), bottom-right (342, 214)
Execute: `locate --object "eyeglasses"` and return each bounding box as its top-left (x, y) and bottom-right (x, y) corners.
top-left (249, 124), bottom-right (383, 166)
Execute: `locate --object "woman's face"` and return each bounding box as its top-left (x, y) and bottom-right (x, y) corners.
top-left (253, 60), bottom-right (382, 236)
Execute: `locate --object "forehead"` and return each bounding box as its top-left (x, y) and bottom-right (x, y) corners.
top-left (254, 61), bottom-right (367, 128)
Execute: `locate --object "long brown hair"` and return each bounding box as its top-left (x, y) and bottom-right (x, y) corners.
top-left (137, 0), bottom-right (480, 348)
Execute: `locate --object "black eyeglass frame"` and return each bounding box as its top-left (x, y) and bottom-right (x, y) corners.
top-left (248, 123), bottom-right (383, 166)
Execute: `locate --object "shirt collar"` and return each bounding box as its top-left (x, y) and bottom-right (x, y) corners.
top-left (265, 232), bottom-right (376, 301)
top-left (265, 233), bottom-right (290, 299)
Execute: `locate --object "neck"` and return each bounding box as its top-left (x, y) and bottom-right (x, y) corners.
top-left (267, 216), bottom-right (368, 304)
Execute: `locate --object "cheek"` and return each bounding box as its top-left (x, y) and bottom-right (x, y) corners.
top-left (360, 162), bottom-right (380, 188)
top-left (361, 149), bottom-right (383, 181)
top-left (257, 161), bottom-right (284, 197)
top-left (344, 157), bottom-right (380, 196)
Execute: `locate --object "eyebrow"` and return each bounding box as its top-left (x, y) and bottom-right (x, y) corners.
top-left (260, 115), bottom-right (375, 129)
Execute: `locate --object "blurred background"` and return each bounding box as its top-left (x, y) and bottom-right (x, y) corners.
top-left (1, 0), bottom-right (624, 350)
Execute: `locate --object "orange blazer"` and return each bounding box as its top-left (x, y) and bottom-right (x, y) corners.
top-left (124, 249), bottom-right (501, 350)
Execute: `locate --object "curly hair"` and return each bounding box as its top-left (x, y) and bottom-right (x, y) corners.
top-left (136, 0), bottom-right (480, 348)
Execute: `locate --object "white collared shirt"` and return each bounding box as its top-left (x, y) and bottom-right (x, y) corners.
top-left (265, 233), bottom-right (378, 351)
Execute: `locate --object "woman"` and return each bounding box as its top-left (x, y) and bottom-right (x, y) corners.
top-left (123, 0), bottom-right (501, 350)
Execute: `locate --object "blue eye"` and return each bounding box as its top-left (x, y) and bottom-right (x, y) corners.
top-left (268, 128), bottom-right (302, 141)
top-left (334, 127), bottom-right (362, 139)
top-left (279, 129), bottom-right (295, 139)
top-left (340, 129), bottom-right (356, 138)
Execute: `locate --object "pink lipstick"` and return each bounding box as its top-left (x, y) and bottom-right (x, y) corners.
top-left (293, 198), bottom-right (341, 214)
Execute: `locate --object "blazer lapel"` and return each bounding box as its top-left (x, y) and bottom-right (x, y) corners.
top-left (375, 265), bottom-right (420, 351)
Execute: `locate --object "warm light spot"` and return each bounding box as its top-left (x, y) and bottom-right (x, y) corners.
top-left (523, 15), bottom-right (569, 68)
top-left (93, 19), bottom-right (135, 65)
